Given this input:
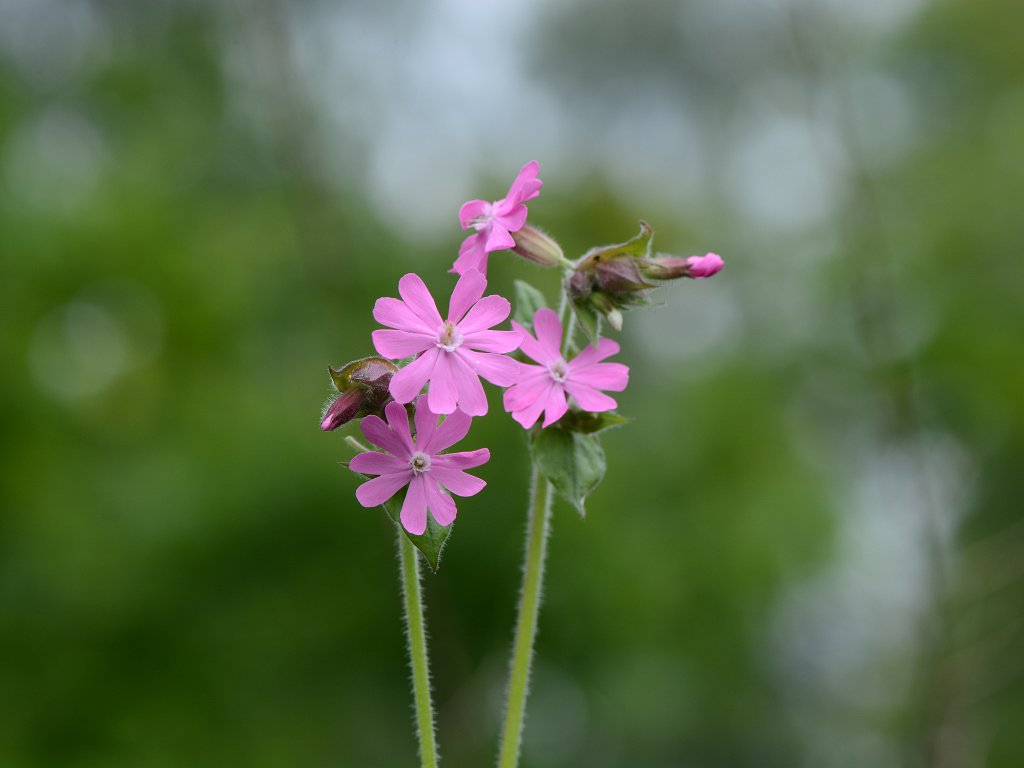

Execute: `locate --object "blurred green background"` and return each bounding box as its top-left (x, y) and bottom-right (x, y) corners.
top-left (2, 0), bottom-right (1022, 766)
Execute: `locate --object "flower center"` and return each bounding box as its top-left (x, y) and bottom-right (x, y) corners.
top-left (436, 321), bottom-right (463, 352)
top-left (409, 451), bottom-right (431, 475)
top-left (471, 203), bottom-right (496, 231)
top-left (547, 359), bottom-right (568, 383)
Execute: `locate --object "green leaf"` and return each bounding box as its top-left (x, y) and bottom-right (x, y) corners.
top-left (578, 221), bottom-right (654, 266)
top-left (328, 355), bottom-right (397, 393)
top-left (513, 279), bottom-right (549, 331)
top-left (529, 427), bottom-right (606, 517)
top-left (617, 220), bottom-right (654, 258)
top-left (557, 410), bottom-right (630, 435)
top-left (570, 297), bottom-right (602, 346)
top-left (380, 490), bottom-right (452, 573)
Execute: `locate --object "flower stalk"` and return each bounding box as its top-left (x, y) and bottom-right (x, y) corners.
top-left (398, 527), bottom-right (440, 768)
top-left (497, 464), bottom-right (553, 768)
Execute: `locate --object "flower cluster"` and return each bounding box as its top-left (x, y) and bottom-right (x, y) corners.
top-left (323, 161), bottom-right (722, 537)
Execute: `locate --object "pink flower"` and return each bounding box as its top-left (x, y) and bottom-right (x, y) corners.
top-left (685, 252), bottom-right (724, 278)
top-left (503, 308), bottom-right (629, 429)
top-left (350, 397), bottom-right (489, 535)
top-left (372, 268), bottom-right (520, 417)
top-left (454, 160), bottom-right (543, 276)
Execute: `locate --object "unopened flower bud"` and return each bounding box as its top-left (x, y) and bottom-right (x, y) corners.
top-left (605, 307), bottom-right (623, 331)
top-left (686, 252), bottom-right (724, 278)
top-left (594, 256), bottom-right (654, 295)
top-left (588, 292), bottom-right (626, 331)
top-left (640, 252), bottom-right (724, 281)
top-left (511, 225), bottom-right (565, 268)
top-left (320, 356), bottom-right (398, 431)
top-left (321, 390), bottom-right (362, 431)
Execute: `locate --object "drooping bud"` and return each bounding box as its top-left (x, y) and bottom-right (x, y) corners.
top-left (320, 355), bottom-right (398, 431)
top-left (639, 252), bottom-right (724, 281)
top-left (321, 390), bottom-right (362, 431)
top-left (510, 224), bottom-right (566, 268)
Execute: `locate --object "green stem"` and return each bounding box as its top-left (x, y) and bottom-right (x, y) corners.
top-left (398, 528), bottom-right (439, 768)
top-left (497, 464), bottom-right (553, 768)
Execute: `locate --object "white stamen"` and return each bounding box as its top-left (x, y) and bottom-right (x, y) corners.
top-left (548, 359), bottom-right (568, 383)
top-left (409, 451), bottom-right (431, 475)
top-left (436, 321), bottom-right (463, 353)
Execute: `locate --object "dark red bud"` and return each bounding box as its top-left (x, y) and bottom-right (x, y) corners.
top-left (321, 356), bottom-right (398, 431)
top-left (320, 390), bottom-right (363, 431)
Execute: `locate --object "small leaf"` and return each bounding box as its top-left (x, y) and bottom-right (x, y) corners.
top-left (529, 427), bottom-right (606, 517)
top-left (570, 297), bottom-right (602, 347)
top-left (379, 490), bottom-right (452, 573)
top-left (557, 410), bottom-right (630, 435)
top-left (513, 279), bottom-right (549, 332)
top-left (617, 220), bottom-right (654, 258)
top-left (577, 221), bottom-right (654, 267)
top-left (329, 355), bottom-right (397, 393)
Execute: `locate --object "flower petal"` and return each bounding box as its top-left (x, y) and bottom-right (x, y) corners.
top-left (350, 451), bottom-right (409, 475)
top-left (570, 337), bottom-right (621, 367)
top-left (373, 296), bottom-right (434, 334)
top-left (423, 478), bottom-right (457, 526)
top-left (389, 348), bottom-right (438, 404)
top-left (423, 409), bottom-right (472, 454)
top-left (432, 448), bottom-right (490, 470)
top-left (569, 361), bottom-right (629, 392)
top-left (400, 475), bottom-right (429, 535)
top-left (452, 233), bottom-right (488, 276)
top-left (494, 206), bottom-right (528, 234)
top-left (532, 308), bottom-right (563, 359)
top-left (564, 381), bottom-right (618, 412)
top-left (508, 382), bottom-right (552, 429)
top-left (458, 294), bottom-right (511, 335)
top-left (484, 224), bottom-right (515, 252)
top-left (448, 268), bottom-right (487, 324)
top-left (460, 349), bottom-right (519, 387)
top-left (458, 199), bottom-right (490, 230)
top-left (372, 329), bottom-right (434, 359)
top-left (505, 160), bottom-right (541, 205)
top-left (427, 352), bottom-right (459, 415)
top-left (431, 466), bottom-right (486, 497)
top-left (540, 385), bottom-right (568, 428)
top-left (412, 394), bottom-right (437, 449)
top-left (502, 368), bottom-right (551, 411)
top-left (360, 414), bottom-right (410, 458)
top-left (450, 353), bottom-right (488, 416)
top-left (462, 329), bottom-right (521, 353)
top-left (458, 198), bottom-right (489, 228)
top-left (512, 321), bottom-right (556, 365)
top-left (398, 273), bottom-right (443, 329)
top-left (355, 471), bottom-right (411, 508)
top-left (385, 401), bottom-right (415, 454)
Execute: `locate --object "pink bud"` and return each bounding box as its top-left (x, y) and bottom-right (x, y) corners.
top-left (686, 252), bottom-right (724, 279)
top-left (639, 252), bottom-right (724, 281)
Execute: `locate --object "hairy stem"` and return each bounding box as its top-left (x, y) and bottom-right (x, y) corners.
top-left (398, 528), bottom-right (440, 768)
top-left (497, 464), bottom-right (553, 768)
